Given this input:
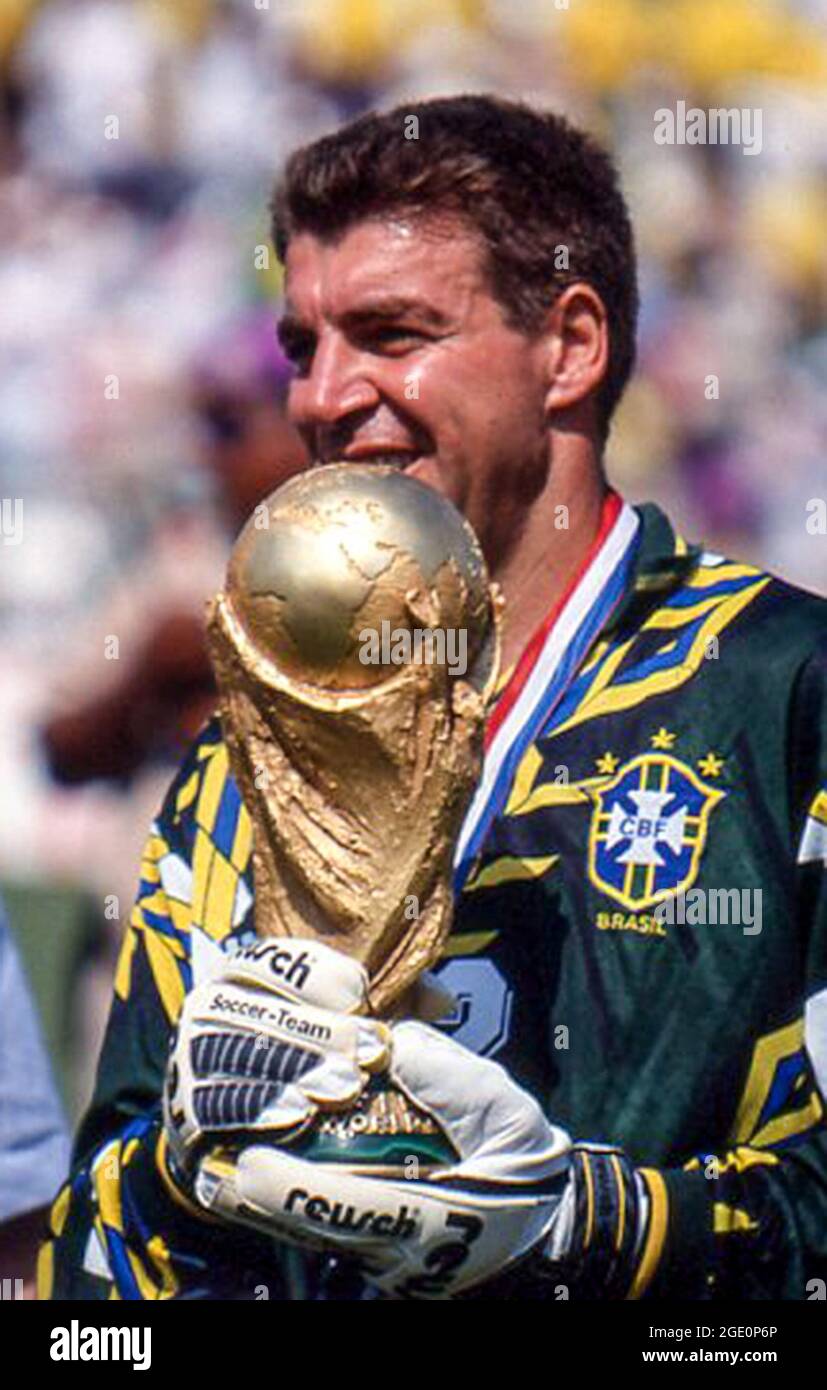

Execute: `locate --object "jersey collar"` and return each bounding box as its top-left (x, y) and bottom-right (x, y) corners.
top-left (601, 501), bottom-right (701, 639)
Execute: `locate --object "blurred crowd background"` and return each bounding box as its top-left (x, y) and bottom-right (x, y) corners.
top-left (1, 0), bottom-right (826, 1120)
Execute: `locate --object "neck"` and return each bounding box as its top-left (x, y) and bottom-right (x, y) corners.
top-left (491, 454), bottom-right (608, 675)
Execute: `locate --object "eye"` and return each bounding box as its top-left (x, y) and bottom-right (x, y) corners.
top-left (289, 339), bottom-right (316, 374)
top-left (292, 347), bottom-right (315, 375)
top-left (278, 324), bottom-right (316, 374)
top-left (363, 325), bottom-right (425, 353)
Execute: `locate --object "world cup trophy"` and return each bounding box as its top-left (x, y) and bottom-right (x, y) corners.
top-left (205, 463), bottom-right (500, 1174)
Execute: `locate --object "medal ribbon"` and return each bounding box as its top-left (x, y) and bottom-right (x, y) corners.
top-left (453, 491), bottom-right (640, 892)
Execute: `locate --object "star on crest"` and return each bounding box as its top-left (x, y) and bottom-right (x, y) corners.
top-left (651, 727), bottom-right (677, 749)
top-left (596, 751), bottom-right (620, 775)
top-left (698, 752), bottom-right (725, 778)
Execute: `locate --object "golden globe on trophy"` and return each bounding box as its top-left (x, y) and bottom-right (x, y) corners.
top-left (205, 464), bottom-right (500, 1174)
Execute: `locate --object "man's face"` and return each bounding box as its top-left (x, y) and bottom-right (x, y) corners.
top-left (279, 216), bottom-right (551, 563)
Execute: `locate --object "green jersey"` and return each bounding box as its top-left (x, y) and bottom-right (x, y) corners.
top-left (41, 502), bottom-right (827, 1300)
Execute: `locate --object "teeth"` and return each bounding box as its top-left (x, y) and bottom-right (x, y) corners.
top-left (356, 453), bottom-right (416, 468)
top-left (315, 453), bottom-right (420, 470)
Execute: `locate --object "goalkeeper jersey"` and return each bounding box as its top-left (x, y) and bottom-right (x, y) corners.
top-left (40, 498), bottom-right (827, 1301)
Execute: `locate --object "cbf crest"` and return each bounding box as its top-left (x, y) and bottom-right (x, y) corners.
top-left (588, 753), bottom-right (725, 910)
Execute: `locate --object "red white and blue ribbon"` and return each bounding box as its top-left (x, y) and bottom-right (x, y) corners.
top-left (452, 492), bottom-right (640, 893)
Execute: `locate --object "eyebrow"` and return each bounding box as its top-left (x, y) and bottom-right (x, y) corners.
top-left (339, 296), bottom-right (450, 328)
top-left (277, 296), bottom-right (450, 354)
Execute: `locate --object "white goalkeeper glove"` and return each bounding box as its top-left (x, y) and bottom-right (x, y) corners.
top-left (193, 1020), bottom-right (572, 1297)
top-left (162, 938), bottom-right (389, 1186)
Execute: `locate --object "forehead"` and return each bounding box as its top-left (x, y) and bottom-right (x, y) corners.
top-left (283, 216), bottom-right (491, 322)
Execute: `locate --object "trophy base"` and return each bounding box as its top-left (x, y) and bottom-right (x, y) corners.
top-left (291, 1075), bottom-right (456, 1177)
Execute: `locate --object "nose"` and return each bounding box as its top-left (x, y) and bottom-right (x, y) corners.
top-left (288, 331), bottom-right (380, 438)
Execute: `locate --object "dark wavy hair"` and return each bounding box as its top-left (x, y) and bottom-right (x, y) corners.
top-left (271, 94), bottom-right (638, 439)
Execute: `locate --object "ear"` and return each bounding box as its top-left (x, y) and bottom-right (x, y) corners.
top-left (538, 283), bottom-right (609, 417)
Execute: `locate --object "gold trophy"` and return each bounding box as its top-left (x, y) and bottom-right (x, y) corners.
top-left (205, 464), bottom-right (500, 1173)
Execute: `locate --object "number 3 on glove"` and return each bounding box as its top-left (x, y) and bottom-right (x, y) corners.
top-left (194, 1022), bottom-right (573, 1299)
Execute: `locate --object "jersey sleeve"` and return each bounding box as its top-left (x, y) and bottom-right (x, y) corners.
top-left (630, 641), bottom-right (827, 1300)
top-left (38, 723), bottom-right (293, 1300)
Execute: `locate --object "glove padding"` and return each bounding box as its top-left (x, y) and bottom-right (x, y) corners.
top-left (163, 938), bottom-right (389, 1179)
top-left (194, 1021), bottom-right (571, 1298)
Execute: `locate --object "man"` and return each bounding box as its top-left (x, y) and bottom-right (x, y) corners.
top-left (41, 95), bottom-right (827, 1300)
